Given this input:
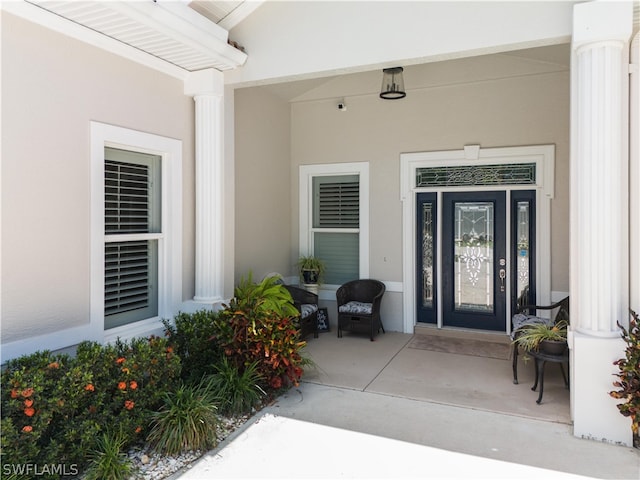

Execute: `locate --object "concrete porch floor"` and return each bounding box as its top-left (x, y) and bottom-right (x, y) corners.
top-left (176, 330), bottom-right (639, 479)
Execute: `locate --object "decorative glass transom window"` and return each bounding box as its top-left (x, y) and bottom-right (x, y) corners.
top-left (416, 163), bottom-right (536, 187)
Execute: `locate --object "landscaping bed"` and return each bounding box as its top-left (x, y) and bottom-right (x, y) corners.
top-left (1, 275), bottom-right (309, 479)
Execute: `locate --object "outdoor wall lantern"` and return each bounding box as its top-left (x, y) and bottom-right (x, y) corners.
top-left (379, 67), bottom-right (406, 99)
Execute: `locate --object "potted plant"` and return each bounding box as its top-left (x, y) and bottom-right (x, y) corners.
top-left (297, 255), bottom-right (325, 286)
top-left (514, 320), bottom-right (568, 355)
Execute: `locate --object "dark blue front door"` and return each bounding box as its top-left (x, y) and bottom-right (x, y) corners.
top-left (441, 191), bottom-right (507, 331)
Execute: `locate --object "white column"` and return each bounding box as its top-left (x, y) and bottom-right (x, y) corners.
top-left (185, 69), bottom-right (225, 306)
top-left (630, 33), bottom-right (640, 314)
top-left (570, 1), bottom-right (633, 446)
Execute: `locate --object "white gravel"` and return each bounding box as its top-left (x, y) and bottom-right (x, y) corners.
top-left (126, 413), bottom-right (251, 480)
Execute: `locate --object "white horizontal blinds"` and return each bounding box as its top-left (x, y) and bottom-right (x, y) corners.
top-left (312, 175), bottom-right (359, 285)
top-left (104, 147), bottom-right (160, 329)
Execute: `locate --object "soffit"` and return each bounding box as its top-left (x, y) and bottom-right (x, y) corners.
top-left (24, 0), bottom-right (255, 72)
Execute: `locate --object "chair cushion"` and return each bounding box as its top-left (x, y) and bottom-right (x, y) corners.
top-left (339, 301), bottom-right (373, 315)
top-left (511, 313), bottom-right (555, 339)
top-left (300, 303), bottom-right (318, 318)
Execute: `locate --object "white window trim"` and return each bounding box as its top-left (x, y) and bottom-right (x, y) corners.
top-left (400, 144), bottom-right (555, 334)
top-left (299, 163), bottom-right (369, 300)
top-left (91, 122), bottom-right (182, 344)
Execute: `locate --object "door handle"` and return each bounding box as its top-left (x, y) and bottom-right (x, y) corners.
top-left (499, 268), bottom-right (506, 292)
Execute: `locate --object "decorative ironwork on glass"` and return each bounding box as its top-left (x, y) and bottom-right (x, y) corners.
top-left (416, 163), bottom-right (536, 187)
top-left (422, 203), bottom-right (434, 308)
top-left (459, 246), bottom-right (489, 287)
top-left (454, 202), bottom-right (494, 313)
top-left (516, 201), bottom-right (530, 301)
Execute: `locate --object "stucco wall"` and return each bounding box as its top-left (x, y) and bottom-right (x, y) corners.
top-left (233, 87), bottom-right (292, 282)
top-left (290, 70), bottom-right (570, 287)
top-left (1, 13), bottom-right (196, 344)
top-left (235, 55), bottom-right (570, 332)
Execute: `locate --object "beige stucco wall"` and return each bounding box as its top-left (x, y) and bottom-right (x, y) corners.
top-left (290, 71), bottom-right (570, 290)
top-left (235, 59), bottom-right (570, 331)
top-left (1, 13), bottom-right (196, 344)
top-left (233, 87), bottom-right (292, 282)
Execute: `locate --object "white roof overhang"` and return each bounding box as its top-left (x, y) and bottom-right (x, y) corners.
top-left (2, 0), bottom-right (251, 80)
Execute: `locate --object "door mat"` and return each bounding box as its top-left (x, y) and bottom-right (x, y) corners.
top-left (408, 335), bottom-right (511, 360)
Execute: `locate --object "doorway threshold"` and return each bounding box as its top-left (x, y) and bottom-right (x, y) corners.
top-left (414, 324), bottom-right (511, 344)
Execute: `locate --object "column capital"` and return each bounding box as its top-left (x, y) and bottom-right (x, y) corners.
top-left (573, 1), bottom-right (633, 48)
top-left (184, 68), bottom-right (224, 97)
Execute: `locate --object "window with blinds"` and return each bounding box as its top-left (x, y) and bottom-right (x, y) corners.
top-left (312, 175), bottom-right (359, 285)
top-left (104, 148), bottom-right (160, 329)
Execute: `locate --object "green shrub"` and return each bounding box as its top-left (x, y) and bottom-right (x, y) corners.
top-left (0, 350), bottom-right (91, 473)
top-left (83, 429), bottom-right (134, 480)
top-left (73, 336), bottom-right (182, 444)
top-left (147, 378), bottom-right (219, 455)
top-left (207, 357), bottom-right (266, 415)
top-left (163, 309), bottom-right (223, 383)
top-left (1, 335), bottom-right (181, 475)
top-left (610, 309), bottom-right (640, 448)
top-left (214, 274), bottom-right (307, 390)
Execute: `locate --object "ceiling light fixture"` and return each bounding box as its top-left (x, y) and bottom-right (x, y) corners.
top-left (380, 67), bottom-right (406, 100)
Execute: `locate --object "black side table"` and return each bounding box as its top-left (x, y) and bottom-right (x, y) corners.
top-left (528, 349), bottom-right (569, 404)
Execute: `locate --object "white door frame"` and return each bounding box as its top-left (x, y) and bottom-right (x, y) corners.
top-left (400, 144), bottom-right (555, 334)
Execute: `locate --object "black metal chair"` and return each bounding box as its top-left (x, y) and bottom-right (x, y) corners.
top-left (336, 279), bottom-right (385, 341)
top-left (283, 285), bottom-right (319, 339)
top-left (511, 294), bottom-right (569, 384)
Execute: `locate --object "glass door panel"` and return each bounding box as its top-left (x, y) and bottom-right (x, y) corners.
top-left (416, 193), bottom-right (437, 323)
top-left (442, 191), bottom-right (506, 331)
top-left (511, 191), bottom-right (536, 311)
top-left (453, 201), bottom-right (494, 313)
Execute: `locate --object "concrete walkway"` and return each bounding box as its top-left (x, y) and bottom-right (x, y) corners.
top-left (174, 332), bottom-right (639, 479)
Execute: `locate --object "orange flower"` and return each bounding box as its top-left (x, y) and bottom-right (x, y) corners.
top-left (116, 357), bottom-right (126, 364)
top-left (118, 382), bottom-right (127, 390)
top-left (24, 399), bottom-right (34, 408)
top-left (10, 389), bottom-right (19, 399)
top-left (84, 384), bottom-right (95, 392)
top-left (135, 426), bottom-right (142, 434)
top-left (47, 362), bottom-right (59, 369)
top-left (124, 400), bottom-right (135, 410)
top-left (129, 381), bottom-right (138, 390)
top-left (21, 388), bottom-right (34, 398)
top-left (270, 377), bottom-right (282, 389)
top-left (24, 407), bottom-right (35, 417)
top-left (22, 425), bottom-right (33, 433)
top-left (166, 346), bottom-right (174, 353)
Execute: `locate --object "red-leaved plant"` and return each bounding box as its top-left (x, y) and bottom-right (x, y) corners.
top-left (610, 309), bottom-right (640, 448)
top-left (214, 274), bottom-right (307, 390)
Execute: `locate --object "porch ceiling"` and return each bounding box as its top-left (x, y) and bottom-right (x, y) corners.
top-left (19, 1), bottom-right (575, 99)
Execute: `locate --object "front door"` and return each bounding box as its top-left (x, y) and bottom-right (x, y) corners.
top-left (442, 191), bottom-right (506, 331)
top-left (417, 190), bottom-right (530, 332)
